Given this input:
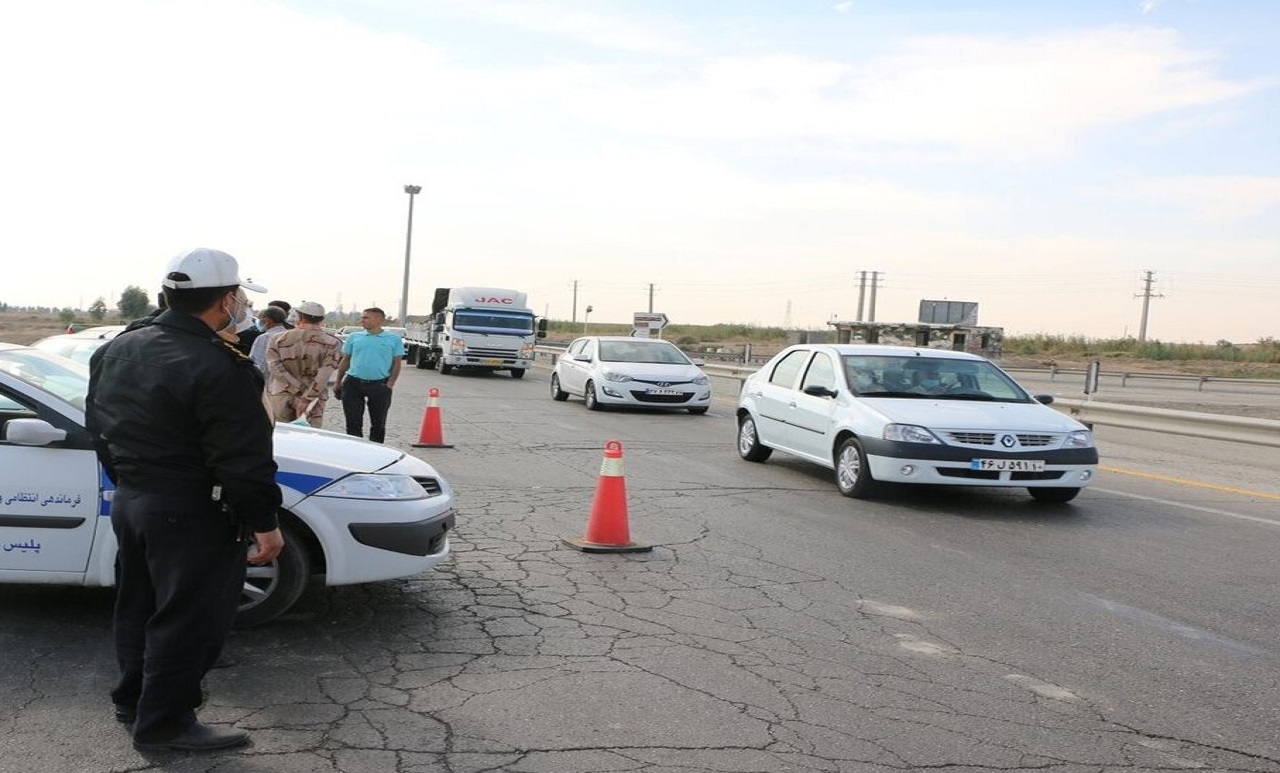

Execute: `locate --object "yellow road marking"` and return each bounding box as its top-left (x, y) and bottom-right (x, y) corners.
top-left (1100, 465), bottom-right (1280, 501)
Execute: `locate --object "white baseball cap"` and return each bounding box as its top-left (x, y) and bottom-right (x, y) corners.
top-left (295, 300), bottom-right (325, 317)
top-left (161, 248), bottom-right (267, 293)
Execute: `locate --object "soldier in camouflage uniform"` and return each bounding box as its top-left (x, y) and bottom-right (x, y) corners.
top-left (264, 301), bottom-right (341, 427)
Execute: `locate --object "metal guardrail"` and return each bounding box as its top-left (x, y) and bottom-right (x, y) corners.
top-left (1003, 367), bottom-right (1280, 392)
top-left (533, 346), bottom-right (1280, 447)
top-left (1052, 398), bottom-right (1280, 448)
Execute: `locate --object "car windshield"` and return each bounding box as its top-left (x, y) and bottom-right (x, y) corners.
top-left (31, 337), bottom-right (109, 365)
top-left (842, 354), bottom-right (1030, 402)
top-left (0, 349), bottom-right (90, 409)
top-left (598, 340), bottom-right (691, 364)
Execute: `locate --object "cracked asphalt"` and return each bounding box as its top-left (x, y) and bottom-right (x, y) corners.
top-left (3, 364), bottom-right (1278, 772)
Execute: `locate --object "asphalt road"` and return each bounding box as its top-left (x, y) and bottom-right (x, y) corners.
top-left (2, 362), bottom-right (1278, 772)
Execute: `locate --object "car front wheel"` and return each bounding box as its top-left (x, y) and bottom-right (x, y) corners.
top-left (584, 380), bottom-right (601, 411)
top-left (235, 523), bottom-right (310, 628)
top-left (737, 414), bottom-right (772, 462)
top-left (834, 436), bottom-right (878, 499)
top-left (550, 373), bottom-right (569, 401)
top-left (1029, 487), bottom-right (1081, 503)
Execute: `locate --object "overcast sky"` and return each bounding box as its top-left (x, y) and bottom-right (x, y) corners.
top-left (3, 0), bottom-right (1277, 342)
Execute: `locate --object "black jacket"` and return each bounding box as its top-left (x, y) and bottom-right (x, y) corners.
top-left (86, 310), bottom-right (281, 532)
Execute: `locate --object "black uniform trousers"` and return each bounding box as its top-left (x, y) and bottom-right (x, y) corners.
top-left (109, 487), bottom-right (246, 742)
top-left (341, 377), bottom-right (392, 443)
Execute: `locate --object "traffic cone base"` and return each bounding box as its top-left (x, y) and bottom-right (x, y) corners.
top-left (413, 387), bottom-right (455, 448)
top-left (562, 440), bottom-right (653, 553)
top-left (561, 536), bottom-right (652, 554)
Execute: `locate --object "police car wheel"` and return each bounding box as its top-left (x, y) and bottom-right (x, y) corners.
top-left (235, 524), bottom-right (310, 628)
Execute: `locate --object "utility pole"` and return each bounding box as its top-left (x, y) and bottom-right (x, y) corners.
top-left (868, 271), bottom-right (881, 321)
top-left (648, 283), bottom-right (655, 313)
top-left (571, 280), bottom-right (579, 323)
top-left (855, 271), bottom-right (867, 321)
top-left (1135, 269), bottom-right (1163, 342)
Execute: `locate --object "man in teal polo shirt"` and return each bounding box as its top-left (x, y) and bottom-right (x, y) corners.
top-left (334, 307), bottom-right (404, 443)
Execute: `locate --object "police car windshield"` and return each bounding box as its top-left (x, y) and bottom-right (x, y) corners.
top-left (0, 349), bottom-right (90, 408)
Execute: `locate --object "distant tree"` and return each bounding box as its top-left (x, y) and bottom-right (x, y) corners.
top-left (59, 308), bottom-right (76, 325)
top-left (118, 286), bottom-right (151, 321)
top-left (89, 297), bottom-right (108, 322)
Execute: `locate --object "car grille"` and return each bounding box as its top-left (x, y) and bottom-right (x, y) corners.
top-left (937, 469), bottom-right (1068, 481)
top-left (629, 391), bottom-right (694, 403)
top-left (413, 476), bottom-right (444, 497)
top-left (943, 431), bottom-right (1059, 448)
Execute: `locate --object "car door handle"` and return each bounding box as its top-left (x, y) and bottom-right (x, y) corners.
top-left (788, 401), bottom-right (797, 408)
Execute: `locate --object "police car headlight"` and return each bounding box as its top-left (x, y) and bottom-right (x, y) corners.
top-left (315, 474), bottom-right (425, 500)
top-left (1064, 430), bottom-right (1094, 449)
top-left (603, 370), bottom-right (633, 383)
top-left (883, 424), bottom-right (941, 444)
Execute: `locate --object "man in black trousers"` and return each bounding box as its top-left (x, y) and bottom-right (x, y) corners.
top-left (87, 248), bottom-right (284, 752)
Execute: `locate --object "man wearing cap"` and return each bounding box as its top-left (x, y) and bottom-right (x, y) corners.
top-left (334, 307), bottom-right (404, 443)
top-left (85, 248), bottom-right (284, 752)
top-left (264, 300), bottom-right (342, 427)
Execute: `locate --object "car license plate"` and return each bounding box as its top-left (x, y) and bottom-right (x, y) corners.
top-left (648, 388), bottom-right (682, 395)
top-left (971, 459), bottom-right (1045, 472)
top-left (480, 358), bottom-right (502, 366)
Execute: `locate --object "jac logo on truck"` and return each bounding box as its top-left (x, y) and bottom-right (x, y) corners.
top-left (477, 297), bottom-right (514, 304)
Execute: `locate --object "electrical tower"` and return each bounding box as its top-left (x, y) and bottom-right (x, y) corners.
top-left (1134, 270), bottom-right (1163, 342)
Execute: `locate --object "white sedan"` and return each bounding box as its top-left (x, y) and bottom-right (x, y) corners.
top-left (0, 343), bottom-right (455, 626)
top-left (550, 336), bottom-right (712, 414)
top-left (737, 344), bottom-right (1098, 502)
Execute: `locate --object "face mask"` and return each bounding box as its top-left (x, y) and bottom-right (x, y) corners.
top-left (218, 295), bottom-right (251, 335)
top-left (253, 318), bottom-right (265, 332)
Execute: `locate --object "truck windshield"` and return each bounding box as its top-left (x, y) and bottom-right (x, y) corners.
top-left (453, 310), bottom-right (534, 336)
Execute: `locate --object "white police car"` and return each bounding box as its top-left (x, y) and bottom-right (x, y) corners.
top-left (737, 345), bottom-right (1098, 502)
top-left (0, 343), bottom-right (454, 626)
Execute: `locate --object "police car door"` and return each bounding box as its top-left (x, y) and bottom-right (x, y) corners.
top-left (0, 377), bottom-right (101, 574)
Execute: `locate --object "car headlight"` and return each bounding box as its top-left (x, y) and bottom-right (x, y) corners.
top-left (1064, 430), bottom-right (1094, 448)
top-left (602, 370), bottom-right (633, 383)
top-left (692, 375), bottom-right (709, 385)
top-left (883, 424), bottom-right (941, 444)
top-left (314, 474), bottom-right (426, 500)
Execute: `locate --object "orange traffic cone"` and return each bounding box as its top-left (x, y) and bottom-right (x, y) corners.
top-left (412, 387), bottom-right (455, 448)
top-left (562, 440), bottom-right (652, 553)
top-left (65, 323), bottom-right (75, 334)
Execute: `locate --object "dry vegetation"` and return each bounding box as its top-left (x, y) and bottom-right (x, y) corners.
top-left (0, 312), bottom-right (85, 346)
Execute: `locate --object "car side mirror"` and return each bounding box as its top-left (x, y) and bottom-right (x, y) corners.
top-left (574, 353), bottom-right (593, 362)
top-left (803, 385), bottom-right (838, 398)
top-left (3, 418), bottom-right (67, 446)
top-left (1034, 394), bottom-right (1055, 405)
top-left (691, 358), bottom-right (705, 367)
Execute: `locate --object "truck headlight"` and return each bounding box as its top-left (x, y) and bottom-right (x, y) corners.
top-left (314, 474), bottom-right (426, 500)
top-left (450, 339), bottom-right (467, 354)
top-left (883, 424), bottom-right (941, 444)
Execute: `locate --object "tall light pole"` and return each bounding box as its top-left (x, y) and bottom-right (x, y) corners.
top-left (398, 184), bottom-right (422, 325)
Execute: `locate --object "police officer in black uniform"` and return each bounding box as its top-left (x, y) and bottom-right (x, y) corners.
top-left (86, 248), bottom-right (284, 752)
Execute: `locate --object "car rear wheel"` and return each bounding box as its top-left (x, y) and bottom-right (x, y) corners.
top-left (437, 357), bottom-right (453, 375)
top-left (737, 414), bottom-right (772, 462)
top-left (550, 373), bottom-right (569, 401)
top-left (835, 436), bottom-right (878, 499)
top-left (584, 380), bottom-right (601, 411)
top-left (235, 523), bottom-right (309, 628)
top-left (1029, 487), bottom-right (1081, 503)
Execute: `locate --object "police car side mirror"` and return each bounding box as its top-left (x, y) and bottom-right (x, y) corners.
top-left (803, 385), bottom-right (838, 398)
top-left (3, 418), bottom-right (67, 446)
top-left (1034, 394), bottom-right (1055, 405)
